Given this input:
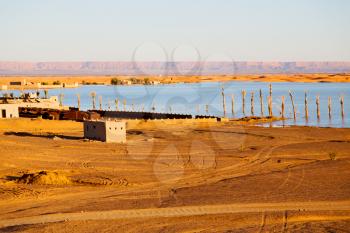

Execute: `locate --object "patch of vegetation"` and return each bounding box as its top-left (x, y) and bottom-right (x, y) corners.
top-left (130, 77), bottom-right (142, 84)
top-left (82, 81), bottom-right (97, 85)
top-left (111, 77), bottom-right (123, 85)
top-left (53, 80), bottom-right (61, 85)
top-left (144, 77), bottom-right (151, 85)
top-left (14, 171), bottom-right (71, 185)
top-left (41, 82), bottom-right (49, 85)
top-left (329, 152), bottom-right (337, 161)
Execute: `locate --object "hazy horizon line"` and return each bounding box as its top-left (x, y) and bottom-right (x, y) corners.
top-left (1, 61), bottom-right (350, 63)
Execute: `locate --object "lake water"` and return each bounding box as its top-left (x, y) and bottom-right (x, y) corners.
top-left (1, 82), bottom-right (349, 128)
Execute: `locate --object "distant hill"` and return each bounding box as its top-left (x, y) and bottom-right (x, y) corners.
top-left (0, 61), bottom-right (350, 75)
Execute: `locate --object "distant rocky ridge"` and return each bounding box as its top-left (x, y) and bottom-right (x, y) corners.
top-left (0, 61), bottom-right (349, 75)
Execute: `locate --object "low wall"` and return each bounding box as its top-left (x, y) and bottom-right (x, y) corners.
top-left (94, 110), bottom-right (194, 120)
top-left (91, 110), bottom-right (222, 121)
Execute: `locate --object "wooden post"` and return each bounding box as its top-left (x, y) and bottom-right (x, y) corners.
top-left (90, 91), bottom-right (96, 110)
top-left (107, 100), bottom-right (111, 110)
top-left (328, 97), bottom-right (332, 119)
top-left (267, 96), bottom-right (272, 117)
top-left (59, 93), bottom-right (64, 107)
top-left (340, 96), bottom-right (345, 120)
top-left (259, 89), bottom-right (264, 116)
top-left (222, 87), bottom-right (226, 117)
top-left (115, 98), bottom-right (119, 111)
top-left (44, 89), bottom-right (48, 99)
top-left (206, 104), bottom-right (209, 114)
top-left (316, 95), bottom-right (320, 121)
top-left (99, 96), bottom-right (102, 110)
top-left (281, 96), bottom-right (285, 118)
top-left (76, 93), bottom-right (81, 110)
top-left (267, 96), bottom-right (270, 117)
top-left (289, 91), bottom-right (296, 121)
top-left (231, 94), bottom-right (235, 116)
top-left (304, 92), bottom-right (309, 121)
top-left (98, 95), bottom-right (102, 110)
top-left (268, 84), bottom-right (273, 117)
top-left (131, 102), bottom-right (134, 111)
top-left (123, 99), bottom-right (126, 111)
top-left (250, 91), bottom-right (255, 116)
top-left (242, 90), bottom-right (246, 116)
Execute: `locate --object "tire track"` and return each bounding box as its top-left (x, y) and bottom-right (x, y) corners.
top-left (0, 200), bottom-right (349, 228)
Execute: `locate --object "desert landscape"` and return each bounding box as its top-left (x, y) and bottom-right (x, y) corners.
top-left (0, 118), bottom-right (349, 232)
top-left (1, 1), bottom-right (350, 232)
top-left (1, 73), bottom-right (350, 90)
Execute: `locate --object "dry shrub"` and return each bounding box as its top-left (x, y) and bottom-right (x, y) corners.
top-left (17, 171), bottom-right (72, 185)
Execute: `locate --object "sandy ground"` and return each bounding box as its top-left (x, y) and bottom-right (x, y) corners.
top-left (0, 73), bottom-right (350, 89)
top-left (0, 118), bottom-right (349, 232)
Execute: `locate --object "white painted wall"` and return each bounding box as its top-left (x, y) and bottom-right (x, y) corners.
top-left (84, 120), bottom-right (126, 143)
top-left (0, 104), bottom-right (19, 118)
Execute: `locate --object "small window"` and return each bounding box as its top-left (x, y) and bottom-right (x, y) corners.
top-left (109, 127), bottom-right (112, 130)
top-left (121, 127), bottom-right (123, 130)
top-left (115, 127), bottom-right (117, 130)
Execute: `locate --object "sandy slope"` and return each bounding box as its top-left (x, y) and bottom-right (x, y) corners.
top-left (0, 118), bottom-right (349, 232)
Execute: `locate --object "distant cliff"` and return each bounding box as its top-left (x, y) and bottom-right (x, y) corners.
top-left (0, 61), bottom-right (349, 75)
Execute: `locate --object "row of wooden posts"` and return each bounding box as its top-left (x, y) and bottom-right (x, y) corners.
top-left (221, 84), bottom-right (345, 121)
top-left (71, 92), bottom-right (147, 112)
top-left (59, 85), bottom-right (345, 120)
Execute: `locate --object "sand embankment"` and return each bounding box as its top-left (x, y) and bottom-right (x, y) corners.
top-left (0, 118), bottom-right (349, 232)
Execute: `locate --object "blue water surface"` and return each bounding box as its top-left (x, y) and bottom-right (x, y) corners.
top-left (1, 81), bottom-right (349, 128)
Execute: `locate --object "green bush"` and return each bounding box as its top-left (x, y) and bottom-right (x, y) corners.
top-left (82, 81), bottom-right (93, 85)
top-left (53, 80), bottom-right (61, 85)
top-left (111, 77), bottom-right (122, 85)
top-left (130, 78), bottom-right (138, 84)
top-left (144, 78), bottom-right (151, 85)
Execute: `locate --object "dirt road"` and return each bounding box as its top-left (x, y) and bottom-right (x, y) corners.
top-left (1, 201), bottom-right (349, 228)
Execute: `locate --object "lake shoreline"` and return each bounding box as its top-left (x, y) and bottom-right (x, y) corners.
top-left (1, 80), bottom-right (349, 128)
top-left (1, 73), bottom-right (350, 90)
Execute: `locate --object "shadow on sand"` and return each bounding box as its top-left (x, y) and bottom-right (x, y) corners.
top-left (4, 131), bottom-right (83, 140)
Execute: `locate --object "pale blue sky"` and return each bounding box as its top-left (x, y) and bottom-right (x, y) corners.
top-left (0, 0), bottom-right (349, 61)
